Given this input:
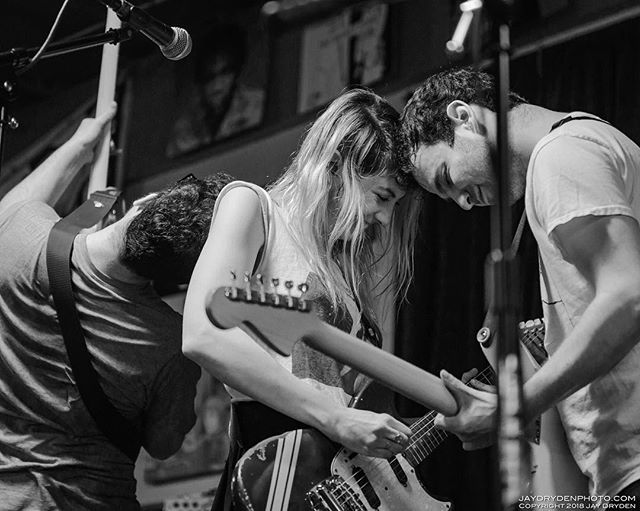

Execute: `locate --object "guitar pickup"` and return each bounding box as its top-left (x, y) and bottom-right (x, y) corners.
top-left (388, 456), bottom-right (408, 486)
top-left (352, 466), bottom-right (381, 509)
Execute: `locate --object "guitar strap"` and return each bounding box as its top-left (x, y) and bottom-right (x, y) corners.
top-left (46, 188), bottom-right (141, 462)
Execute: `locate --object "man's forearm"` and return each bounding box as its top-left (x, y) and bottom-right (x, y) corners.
top-left (0, 142), bottom-right (90, 213)
top-left (0, 104), bottom-right (116, 214)
top-left (524, 290), bottom-right (640, 422)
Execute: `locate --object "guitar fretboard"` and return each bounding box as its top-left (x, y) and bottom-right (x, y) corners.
top-left (402, 366), bottom-right (494, 466)
top-left (402, 319), bottom-right (546, 466)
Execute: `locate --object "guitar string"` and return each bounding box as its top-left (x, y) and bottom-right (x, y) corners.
top-left (327, 367), bottom-right (496, 506)
top-left (324, 323), bottom-right (544, 505)
top-left (329, 367), bottom-right (495, 505)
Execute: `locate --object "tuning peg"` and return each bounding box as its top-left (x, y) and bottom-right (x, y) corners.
top-left (297, 282), bottom-right (309, 310)
top-left (229, 269), bottom-right (238, 299)
top-left (243, 271), bottom-right (252, 301)
top-left (284, 280), bottom-right (294, 308)
top-left (256, 273), bottom-right (266, 303)
top-left (271, 278), bottom-right (280, 306)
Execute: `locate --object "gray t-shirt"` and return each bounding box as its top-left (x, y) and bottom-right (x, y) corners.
top-left (0, 201), bottom-right (200, 510)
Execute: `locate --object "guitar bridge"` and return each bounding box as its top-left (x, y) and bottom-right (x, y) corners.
top-left (307, 476), bottom-right (366, 511)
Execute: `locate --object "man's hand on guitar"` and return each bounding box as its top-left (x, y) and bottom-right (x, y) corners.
top-left (324, 407), bottom-right (412, 458)
top-left (67, 101), bottom-right (118, 168)
top-left (461, 368), bottom-right (496, 393)
top-left (434, 369), bottom-right (497, 451)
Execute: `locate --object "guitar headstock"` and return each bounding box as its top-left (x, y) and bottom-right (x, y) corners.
top-left (205, 271), bottom-right (320, 356)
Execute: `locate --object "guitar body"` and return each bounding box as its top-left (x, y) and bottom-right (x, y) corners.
top-left (233, 382), bottom-right (452, 511)
top-left (529, 407), bottom-right (588, 496)
top-left (478, 319), bottom-right (589, 497)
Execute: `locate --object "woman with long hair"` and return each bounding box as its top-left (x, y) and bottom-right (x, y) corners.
top-left (183, 88), bottom-right (422, 510)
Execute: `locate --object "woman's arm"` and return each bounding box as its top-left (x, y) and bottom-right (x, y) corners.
top-left (183, 186), bottom-right (412, 457)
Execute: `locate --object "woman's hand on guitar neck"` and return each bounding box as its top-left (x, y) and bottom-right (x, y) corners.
top-left (322, 407), bottom-right (412, 458)
top-left (434, 369), bottom-right (497, 451)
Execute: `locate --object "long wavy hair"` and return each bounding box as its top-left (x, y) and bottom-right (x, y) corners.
top-left (268, 88), bottom-right (422, 328)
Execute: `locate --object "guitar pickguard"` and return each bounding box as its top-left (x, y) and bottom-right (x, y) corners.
top-left (233, 382), bottom-right (454, 511)
top-left (307, 447), bottom-right (451, 511)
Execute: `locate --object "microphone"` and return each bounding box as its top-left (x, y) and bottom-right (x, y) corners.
top-left (95, 0), bottom-right (192, 60)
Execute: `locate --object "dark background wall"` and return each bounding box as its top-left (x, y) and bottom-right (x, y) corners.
top-left (3, 1), bottom-right (640, 509)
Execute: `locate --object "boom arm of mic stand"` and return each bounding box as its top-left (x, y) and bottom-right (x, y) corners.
top-left (0, 27), bottom-right (133, 180)
top-left (0, 28), bottom-right (133, 70)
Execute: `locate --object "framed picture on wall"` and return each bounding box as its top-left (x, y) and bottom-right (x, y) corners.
top-left (165, 8), bottom-right (268, 158)
top-left (298, 2), bottom-right (389, 114)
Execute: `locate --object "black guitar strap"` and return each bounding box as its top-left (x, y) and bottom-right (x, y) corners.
top-left (549, 114), bottom-right (611, 132)
top-left (46, 189), bottom-right (141, 462)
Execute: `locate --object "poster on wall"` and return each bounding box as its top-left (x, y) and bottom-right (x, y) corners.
top-left (165, 10), bottom-right (268, 158)
top-left (298, 2), bottom-right (389, 114)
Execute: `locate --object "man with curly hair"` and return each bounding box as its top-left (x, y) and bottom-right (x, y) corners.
top-left (400, 67), bottom-right (640, 500)
top-left (0, 102), bottom-right (234, 509)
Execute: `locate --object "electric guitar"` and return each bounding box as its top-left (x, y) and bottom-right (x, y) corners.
top-left (232, 379), bottom-right (453, 511)
top-left (476, 316), bottom-right (588, 497)
top-left (206, 282), bottom-right (588, 509)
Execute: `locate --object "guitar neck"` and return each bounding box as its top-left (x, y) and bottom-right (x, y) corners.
top-left (88, 8), bottom-right (121, 196)
top-left (206, 286), bottom-right (457, 416)
top-left (304, 322), bottom-right (458, 416)
top-left (403, 366), bottom-right (494, 465)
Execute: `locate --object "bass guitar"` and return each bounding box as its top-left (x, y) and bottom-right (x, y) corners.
top-left (476, 317), bottom-right (588, 497)
top-left (206, 281), bottom-right (587, 508)
top-left (233, 380), bottom-right (452, 511)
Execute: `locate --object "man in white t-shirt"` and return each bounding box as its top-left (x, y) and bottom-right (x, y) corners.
top-left (400, 67), bottom-right (640, 499)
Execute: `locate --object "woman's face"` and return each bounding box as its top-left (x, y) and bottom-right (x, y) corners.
top-left (360, 174), bottom-right (406, 228)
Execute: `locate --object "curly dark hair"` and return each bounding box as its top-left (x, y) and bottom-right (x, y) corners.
top-left (122, 172), bottom-right (234, 284)
top-left (401, 67), bottom-right (527, 156)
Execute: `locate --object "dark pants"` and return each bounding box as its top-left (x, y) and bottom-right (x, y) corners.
top-left (210, 402), bottom-right (307, 511)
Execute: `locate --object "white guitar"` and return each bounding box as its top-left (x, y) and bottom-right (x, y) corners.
top-left (476, 316), bottom-right (589, 497)
top-left (206, 282), bottom-right (588, 508)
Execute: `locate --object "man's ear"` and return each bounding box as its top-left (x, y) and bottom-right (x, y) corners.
top-left (132, 192), bottom-right (158, 208)
top-left (123, 192), bottom-right (159, 219)
top-left (446, 100), bottom-right (474, 130)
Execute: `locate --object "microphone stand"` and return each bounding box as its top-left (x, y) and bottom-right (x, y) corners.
top-left (0, 27), bottom-right (132, 180)
top-left (447, 1), bottom-right (530, 509)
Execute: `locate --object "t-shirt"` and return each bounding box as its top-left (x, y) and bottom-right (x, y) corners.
top-left (0, 201), bottom-right (201, 510)
top-left (212, 182), bottom-right (378, 406)
top-left (525, 113), bottom-right (640, 496)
